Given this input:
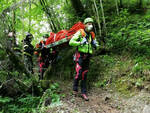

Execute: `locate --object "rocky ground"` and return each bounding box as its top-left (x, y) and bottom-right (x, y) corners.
top-left (42, 81), bottom-right (150, 113)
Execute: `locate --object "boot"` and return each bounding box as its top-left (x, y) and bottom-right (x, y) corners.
top-left (81, 94), bottom-right (89, 101)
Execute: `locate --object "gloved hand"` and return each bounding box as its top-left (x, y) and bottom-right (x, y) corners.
top-left (41, 43), bottom-right (45, 49)
top-left (92, 40), bottom-right (99, 50)
top-left (80, 37), bottom-right (87, 45)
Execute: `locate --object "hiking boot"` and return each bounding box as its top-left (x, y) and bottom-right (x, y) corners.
top-left (81, 94), bottom-right (89, 101)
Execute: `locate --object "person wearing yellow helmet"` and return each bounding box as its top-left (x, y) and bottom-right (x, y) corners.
top-left (69, 17), bottom-right (99, 101)
top-left (84, 17), bottom-right (94, 24)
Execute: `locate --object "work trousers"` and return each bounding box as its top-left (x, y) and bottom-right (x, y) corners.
top-left (73, 51), bottom-right (91, 94)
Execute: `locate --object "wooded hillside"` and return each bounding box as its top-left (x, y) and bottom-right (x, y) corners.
top-left (0, 0), bottom-right (150, 113)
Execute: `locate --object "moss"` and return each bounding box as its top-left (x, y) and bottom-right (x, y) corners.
top-left (112, 77), bottom-right (136, 97)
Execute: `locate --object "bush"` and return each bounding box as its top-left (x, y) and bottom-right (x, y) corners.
top-left (0, 95), bottom-right (40, 113)
top-left (106, 9), bottom-right (150, 56)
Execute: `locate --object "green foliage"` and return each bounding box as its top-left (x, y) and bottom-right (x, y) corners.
top-left (91, 52), bottom-right (150, 97)
top-left (0, 96), bottom-right (13, 104)
top-left (17, 95), bottom-right (40, 109)
top-left (38, 82), bottom-right (61, 108)
top-left (106, 9), bottom-right (150, 56)
top-left (135, 78), bottom-right (143, 88)
top-left (94, 79), bottom-right (108, 88)
top-left (0, 80), bottom-right (61, 113)
top-left (0, 71), bottom-right (8, 84)
top-left (50, 82), bottom-right (59, 90)
top-left (0, 49), bottom-right (6, 60)
top-left (0, 0), bottom-right (14, 13)
top-left (0, 95), bottom-right (40, 113)
top-left (88, 55), bottom-right (115, 83)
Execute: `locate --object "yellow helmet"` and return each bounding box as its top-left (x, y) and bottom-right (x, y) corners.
top-left (84, 17), bottom-right (94, 24)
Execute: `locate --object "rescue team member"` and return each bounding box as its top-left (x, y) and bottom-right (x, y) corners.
top-left (35, 34), bottom-right (50, 79)
top-left (23, 33), bottom-right (34, 74)
top-left (69, 18), bottom-right (99, 101)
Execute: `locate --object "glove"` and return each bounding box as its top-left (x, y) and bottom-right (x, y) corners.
top-left (41, 43), bottom-right (45, 49)
top-left (80, 37), bottom-right (87, 45)
top-left (92, 40), bottom-right (99, 50)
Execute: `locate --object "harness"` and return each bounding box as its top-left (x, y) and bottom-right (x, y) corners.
top-left (79, 29), bottom-right (95, 39)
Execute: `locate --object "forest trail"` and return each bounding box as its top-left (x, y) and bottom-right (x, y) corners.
top-left (45, 81), bottom-right (150, 113)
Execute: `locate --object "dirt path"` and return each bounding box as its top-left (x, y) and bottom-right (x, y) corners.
top-left (44, 81), bottom-right (150, 113)
top-left (60, 87), bottom-right (119, 113)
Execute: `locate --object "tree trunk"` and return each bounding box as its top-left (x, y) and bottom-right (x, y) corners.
top-left (120, 0), bottom-right (123, 8)
top-left (92, 4), bottom-right (97, 33)
top-left (70, 0), bottom-right (88, 19)
top-left (21, 0), bottom-right (25, 61)
top-left (115, 0), bottom-right (119, 15)
top-left (49, 6), bottom-right (61, 31)
top-left (39, 0), bottom-right (57, 32)
top-left (28, 0), bottom-right (31, 33)
top-left (100, 0), bottom-right (107, 35)
top-left (138, 0), bottom-right (142, 8)
top-left (12, 0), bottom-right (17, 47)
top-left (127, 0), bottom-right (130, 8)
top-left (44, 0), bottom-right (61, 31)
top-left (66, 0), bottom-right (69, 5)
top-left (12, 9), bottom-right (16, 47)
top-left (93, 0), bottom-right (102, 37)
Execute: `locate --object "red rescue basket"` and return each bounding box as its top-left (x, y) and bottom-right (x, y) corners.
top-left (46, 22), bottom-right (85, 48)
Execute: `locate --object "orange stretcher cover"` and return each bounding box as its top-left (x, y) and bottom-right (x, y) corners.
top-left (45, 22), bottom-right (85, 46)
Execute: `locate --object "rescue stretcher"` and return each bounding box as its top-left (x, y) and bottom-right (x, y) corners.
top-left (46, 22), bottom-right (85, 48)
